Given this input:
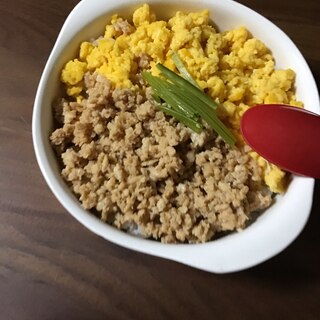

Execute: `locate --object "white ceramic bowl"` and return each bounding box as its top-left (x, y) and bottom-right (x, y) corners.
top-left (33, 0), bottom-right (319, 273)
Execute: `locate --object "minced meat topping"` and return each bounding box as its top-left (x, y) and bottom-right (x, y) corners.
top-left (50, 72), bottom-right (272, 243)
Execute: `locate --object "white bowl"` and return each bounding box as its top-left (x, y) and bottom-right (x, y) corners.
top-left (32, 0), bottom-right (319, 273)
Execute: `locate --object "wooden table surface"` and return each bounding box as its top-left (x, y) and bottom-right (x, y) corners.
top-left (1, 0), bottom-right (320, 319)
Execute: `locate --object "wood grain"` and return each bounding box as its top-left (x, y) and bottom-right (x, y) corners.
top-left (0, 0), bottom-right (319, 319)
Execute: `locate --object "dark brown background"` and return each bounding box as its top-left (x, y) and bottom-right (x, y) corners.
top-left (1, 0), bottom-right (320, 319)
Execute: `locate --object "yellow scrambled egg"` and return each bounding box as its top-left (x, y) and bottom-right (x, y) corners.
top-left (60, 4), bottom-right (303, 193)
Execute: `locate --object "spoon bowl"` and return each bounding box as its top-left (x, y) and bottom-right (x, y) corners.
top-left (241, 104), bottom-right (320, 178)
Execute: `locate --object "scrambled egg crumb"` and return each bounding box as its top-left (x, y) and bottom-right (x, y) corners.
top-left (61, 59), bottom-right (86, 85)
top-left (265, 165), bottom-right (287, 193)
top-left (60, 4), bottom-right (303, 193)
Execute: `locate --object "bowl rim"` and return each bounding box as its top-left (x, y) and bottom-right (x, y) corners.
top-left (32, 0), bottom-right (318, 273)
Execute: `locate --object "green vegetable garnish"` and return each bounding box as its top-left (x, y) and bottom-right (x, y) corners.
top-left (159, 105), bottom-right (203, 133)
top-left (142, 64), bottom-right (236, 146)
top-left (171, 51), bottom-right (201, 89)
top-left (157, 64), bottom-right (218, 111)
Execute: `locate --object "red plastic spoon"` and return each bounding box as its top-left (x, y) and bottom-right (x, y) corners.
top-left (240, 104), bottom-right (320, 178)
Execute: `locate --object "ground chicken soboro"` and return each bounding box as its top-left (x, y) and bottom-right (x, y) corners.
top-left (50, 4), bottom-right (302, 243)
top-left (51, 72), bottom-right (272, 243)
